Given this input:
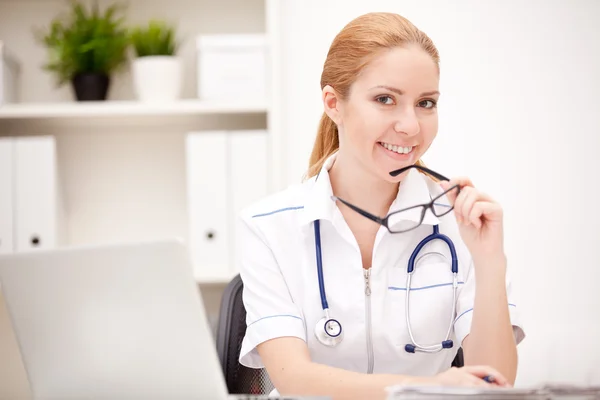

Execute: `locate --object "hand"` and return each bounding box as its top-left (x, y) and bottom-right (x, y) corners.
top-left (415, 366), bottom-right (512, 387)
top-left (440, 178), bottom-right (505, 264)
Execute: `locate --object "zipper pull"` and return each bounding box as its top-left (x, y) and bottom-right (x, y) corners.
top-left (364, 268), bottom-right (371, 296)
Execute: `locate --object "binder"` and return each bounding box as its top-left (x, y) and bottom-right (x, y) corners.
top-left (186, 132), bottom-right (230, 281)
top-left (228, 130), bottom-right (268, 274)
top-left (185, 130), bottom-right (269, 282)
top-left (13, 136), bottom-right (61, 252)
top-left (0, 138), bottom-right (13, 254)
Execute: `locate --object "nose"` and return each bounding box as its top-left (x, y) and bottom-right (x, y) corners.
top-left (394, 108), bottom-right (420, 136)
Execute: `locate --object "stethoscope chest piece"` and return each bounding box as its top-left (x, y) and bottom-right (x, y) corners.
top-left (314, 316), bottom-right (343, 347)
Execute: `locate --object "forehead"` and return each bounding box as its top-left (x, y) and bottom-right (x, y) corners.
top-left (354, 45), bottom-right (439, 92)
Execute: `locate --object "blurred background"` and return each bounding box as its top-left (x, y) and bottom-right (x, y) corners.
top-left (0, 0), bottom-right (598, 397)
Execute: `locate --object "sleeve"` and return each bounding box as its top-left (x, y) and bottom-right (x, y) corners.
top-left (454, 258), bottom-right (526, 347)
top-left (236, 214), bottom-right (307, 369)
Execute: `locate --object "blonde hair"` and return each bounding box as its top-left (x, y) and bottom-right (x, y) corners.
top-left (306, 12), bottom-right (440, 178)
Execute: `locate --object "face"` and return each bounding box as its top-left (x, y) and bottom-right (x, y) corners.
top-left (323, 44), bottom-right (440, 182)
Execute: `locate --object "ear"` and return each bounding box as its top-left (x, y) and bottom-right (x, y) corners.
top-left (322, 85), bottom-right (343, 126)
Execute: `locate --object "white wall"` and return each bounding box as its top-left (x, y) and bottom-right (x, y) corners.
top-left (277, 0), bottom-right (600, 387)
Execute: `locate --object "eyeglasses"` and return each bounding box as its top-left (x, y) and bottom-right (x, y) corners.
top-left (331, 165), bottom-right (461, 234)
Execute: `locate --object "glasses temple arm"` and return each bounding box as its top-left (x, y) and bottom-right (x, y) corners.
top-left (389, 164), bottom-right (451, 182)
top-left (331, 196), bottom-right (385, 224)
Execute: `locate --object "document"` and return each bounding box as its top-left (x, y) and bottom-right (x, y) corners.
top-left (386, 385), bottom-right (546, 399)
top-left (385, 383), bottom-right (600, 399)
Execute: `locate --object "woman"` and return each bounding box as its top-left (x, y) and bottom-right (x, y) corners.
top-left (236, 11), bottom-right (525, 399)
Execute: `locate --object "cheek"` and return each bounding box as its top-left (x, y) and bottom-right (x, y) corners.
top-left (419, 113), bottom-right (438, 143)
top-left (346, 106), bottom-right (390, 143)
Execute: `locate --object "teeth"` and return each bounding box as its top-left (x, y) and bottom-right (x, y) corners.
top-left (381, 142), bottom-right (414, 154)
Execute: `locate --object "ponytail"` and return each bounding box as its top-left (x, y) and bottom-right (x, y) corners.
top-left (306, 112), bottom-right (339, 178)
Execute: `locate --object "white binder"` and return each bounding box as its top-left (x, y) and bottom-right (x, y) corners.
top-left (186, 132), bottom-right (230, 281)
top-left (229, 130), bottom-right (268, 274)
top-left (14, 136), bottom-right (62, 252)
top-left (185, 130), bottom-right (269, 282)
top-left (0, 138), bottom-right (14, 254)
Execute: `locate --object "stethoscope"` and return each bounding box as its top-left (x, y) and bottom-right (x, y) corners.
top-left (313, 220), bottom-right (459, 353)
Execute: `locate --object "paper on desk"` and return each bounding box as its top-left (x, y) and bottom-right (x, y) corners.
top-left (384, 385), bottom-right (548, 400)
top-left (539, 383), bottom-right (600, 396)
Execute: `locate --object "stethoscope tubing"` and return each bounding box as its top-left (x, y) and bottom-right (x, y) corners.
top-left (314, 220), bottom-right (330, 311)
top-left (405, 272), bottom-right (458, 353)
top-left (313, 220), bottom-right (458, 352)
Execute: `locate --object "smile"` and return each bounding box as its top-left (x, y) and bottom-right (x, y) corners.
top-left (379, 142), bottom-right (415, 155)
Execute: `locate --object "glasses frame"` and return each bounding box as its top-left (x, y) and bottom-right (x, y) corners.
top-left (331, 165), bottom-right (461, 234)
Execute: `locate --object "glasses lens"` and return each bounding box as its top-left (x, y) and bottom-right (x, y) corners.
top-left (432, 185), bottom-right (459, 217)
top-left (387, 206), bottom-right (425, 233)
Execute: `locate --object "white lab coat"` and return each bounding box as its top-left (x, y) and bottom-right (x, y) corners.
top-left (237, 152), bottom-right (525, 394)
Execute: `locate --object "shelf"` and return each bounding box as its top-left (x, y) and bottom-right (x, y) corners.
top-left (0, 99), bottom-right (269, 134)
top-left (0, 99), bottom-right (267, 119)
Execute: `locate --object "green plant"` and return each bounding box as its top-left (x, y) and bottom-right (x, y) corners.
top-left (36, 0), bottom-right (129, 86)
top-left (129, 20), bottom-right (178, 57)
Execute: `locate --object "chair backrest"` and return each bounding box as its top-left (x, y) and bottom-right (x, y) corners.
top-left (215, 274), bottom-right (275, 395)
top-left (215, 274), bottom-right (464, 394)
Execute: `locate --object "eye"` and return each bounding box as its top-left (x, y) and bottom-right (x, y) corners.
top-left (375, 95), bottom-right (395, 105)
top-left (418, 99), bottom-right (437, 109)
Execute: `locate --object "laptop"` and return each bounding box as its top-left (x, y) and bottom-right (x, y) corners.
top-left (0, 239), bottom-right (233, 399)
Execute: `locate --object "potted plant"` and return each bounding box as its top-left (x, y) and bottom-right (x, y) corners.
top-left (37, 0), bottom-right (129, 101)
top-left (129, 20), bottom-right (182, 103)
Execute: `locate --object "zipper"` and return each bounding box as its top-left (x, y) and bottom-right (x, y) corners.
top-left (364, 268), bottom-right (374, 374)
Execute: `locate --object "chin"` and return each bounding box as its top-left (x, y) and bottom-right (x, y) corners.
top-left (372, 162), bottom-right (404, 184)
top-left (372, 154), bottom-right (416, 183)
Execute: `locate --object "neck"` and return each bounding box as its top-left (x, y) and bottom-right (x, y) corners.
top-left (329, 151), bottom-right (398, 217)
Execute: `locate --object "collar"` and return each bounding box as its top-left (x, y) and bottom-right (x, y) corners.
top-left (300, 152), bottom-right (338, 226)
top-left (301, 151), bottom-right (440, 227)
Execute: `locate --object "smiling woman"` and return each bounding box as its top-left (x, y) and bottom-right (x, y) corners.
top-left (236, 11), bottom-right (525, 400)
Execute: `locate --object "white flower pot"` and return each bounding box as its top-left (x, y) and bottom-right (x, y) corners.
top-left (132, 56), bottom-right (183, 103)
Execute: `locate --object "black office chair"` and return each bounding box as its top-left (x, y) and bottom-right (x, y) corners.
top-left (216, 274), bottom-right (275, 395)
top-left (215, 274), bottom-right (464, 394)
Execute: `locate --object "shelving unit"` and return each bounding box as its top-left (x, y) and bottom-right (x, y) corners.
top-left (0, 0), bottom-right (286, 284)
top-left (4, 0), bottom-right (284, 396)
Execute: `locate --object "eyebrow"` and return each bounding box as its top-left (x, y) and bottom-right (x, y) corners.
top-left (370, 85), bottom-right (440, 97)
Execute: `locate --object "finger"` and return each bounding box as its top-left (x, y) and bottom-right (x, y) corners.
top-left (470, 202), bottom-right (503, 224)
top-left (454, 186), bottom-right (477, 225)
top-left (460, 188), bottom-right (480, 227)
top-left (462, 365), bottom-right (510, 387)
top-left (447, 178), bottom-right (495, 203)
top-left (456, 370), bottom-right (491, 387)
top-left (467, 203), bottom-right (485, 229)
top-left (439, 181), bottom-right (459, 207)
top-left (449, 177), bottom-right (475, 189)
top-left (468, 374), bottom-right (492, 387)
top-left (442, 179), bottom-right (473, 211)
top-left (453, 186), bottom-right (474, 224)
